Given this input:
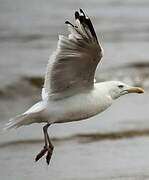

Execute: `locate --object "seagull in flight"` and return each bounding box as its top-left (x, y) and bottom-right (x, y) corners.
top-left (4, 9), bottom-right (144, 165)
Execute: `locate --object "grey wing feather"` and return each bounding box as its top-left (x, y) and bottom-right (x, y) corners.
top-left (43, 9), bottom-right (103, 99)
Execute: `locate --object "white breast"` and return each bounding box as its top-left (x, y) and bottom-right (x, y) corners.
top-left (46, 84), bottom-right (113, 124)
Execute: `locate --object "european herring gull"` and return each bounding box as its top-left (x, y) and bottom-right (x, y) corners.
top-left (4, 9), bottom-right (144, 165)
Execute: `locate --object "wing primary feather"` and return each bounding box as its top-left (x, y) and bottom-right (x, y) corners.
top-left (84, 18), bottom-right (98, 43)
top-left (65, 21), bottom-right (75, 27)
top-left (65, 21), bottom-right (83, 40)
top-left (74, 11), bottom-right (90, 39)
top-left (79, 9), bottom-right (86, 17)
top-left (75, 11), bottom-right (80, 20)
top-left (75, 9), bottom-right (98, 43)
top-left (76, 9), bottom-right (98, 44)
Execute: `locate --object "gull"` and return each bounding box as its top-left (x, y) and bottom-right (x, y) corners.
top-left (4, 9), bottom-right (144, 165)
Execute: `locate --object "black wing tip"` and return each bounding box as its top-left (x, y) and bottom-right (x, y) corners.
top-left (75, 9), bottom-right (87, 18)
top-left (75, 11), bottom-right (80, 20)
top-left (65, 21), bottom-right (74, 27)
top-left (77, 9), bottom-right (98, 43)
top-left (75, 9), bottom-right (86, 23)
top-left (75, 9), bottom-right (89, 21)
top-left (66, 9), bottom-right (98, 43)
top-left (79, 9), bottom-right (86, 16)
top-left (65, 21), bottom-right (69, 24)
top-left (79, 8), bottom-right (83, 13)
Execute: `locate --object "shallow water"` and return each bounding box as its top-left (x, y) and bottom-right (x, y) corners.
top-left (0, 0), bottom-right (149, 179)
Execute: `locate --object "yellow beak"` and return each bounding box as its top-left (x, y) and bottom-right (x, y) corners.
top-left (127, 87), bottom-right (144, 94)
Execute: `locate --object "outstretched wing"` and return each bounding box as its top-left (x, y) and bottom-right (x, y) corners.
top-left (43, 9), bottom-right (103, 99)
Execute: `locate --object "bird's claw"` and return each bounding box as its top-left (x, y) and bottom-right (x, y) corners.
top-left (35, 146), bottom-right (54, 165)
top-left (35, 146), bottom-right (48, 162)
top-left (46, 147), bottom-right (53, 165)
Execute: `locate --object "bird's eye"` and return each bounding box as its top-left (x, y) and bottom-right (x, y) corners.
top-left (118, 85), bottom-right (124, 88)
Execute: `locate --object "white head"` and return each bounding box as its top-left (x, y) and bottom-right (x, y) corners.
top-left (105, 81), bottom-right (144, 100)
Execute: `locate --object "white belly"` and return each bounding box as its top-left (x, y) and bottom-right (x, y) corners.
top-left (46, 87), bottom-right (112, 124)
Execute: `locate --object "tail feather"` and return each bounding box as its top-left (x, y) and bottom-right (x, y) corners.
top-left (3, 114), bottom-right (28, 131)
top-left (3, 100), bottom-right (47, 132)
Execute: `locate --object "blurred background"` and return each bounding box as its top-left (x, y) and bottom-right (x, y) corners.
top-left (0, 0), bottom-right (149, 179)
